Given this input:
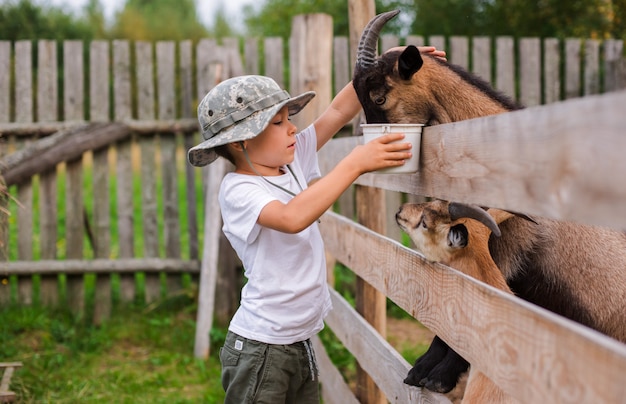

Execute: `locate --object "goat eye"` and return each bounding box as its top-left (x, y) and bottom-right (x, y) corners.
top-left (374, 96), bottom-right (386, 105)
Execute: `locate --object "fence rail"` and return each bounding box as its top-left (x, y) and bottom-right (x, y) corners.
top-left (1, 19), bottom-right (625, 402)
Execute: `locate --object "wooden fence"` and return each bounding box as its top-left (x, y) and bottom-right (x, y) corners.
top-left (1, 12), bottom-right (625, 402)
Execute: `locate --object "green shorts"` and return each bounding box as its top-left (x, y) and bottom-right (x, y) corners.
top-left (219, 331), bottom-right (320, 404)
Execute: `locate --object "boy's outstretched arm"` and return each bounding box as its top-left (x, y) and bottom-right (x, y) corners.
top-left (258, 132), bottom-right (412, 233)
top-left (313, 46), bottom-right (446, 150)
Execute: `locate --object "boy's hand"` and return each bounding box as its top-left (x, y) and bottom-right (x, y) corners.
top-left (347, 133), bottom-right (413, 174)
top-left (386, 45), bottom-right (447, 62)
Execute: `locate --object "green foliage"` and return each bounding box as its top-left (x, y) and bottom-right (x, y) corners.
top-left (243, 0), bottom-right (410, 38)
top-left (411, 0), bottom-right (622, 39)
top-left (0, 0), bottom-right (102, 41)
top-left (111, 0), bottom-right (208, 41)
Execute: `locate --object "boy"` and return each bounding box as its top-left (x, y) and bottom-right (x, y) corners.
top-left (188, 46), bottom-right (445, 404)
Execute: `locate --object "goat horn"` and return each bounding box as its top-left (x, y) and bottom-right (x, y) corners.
top-left (356, 9), bottom-right (400, 69)
top-left (448, 202), bottom-right (502, 237)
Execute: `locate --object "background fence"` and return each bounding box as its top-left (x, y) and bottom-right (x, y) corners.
top-left (1, 12), bottom-right (625, 401)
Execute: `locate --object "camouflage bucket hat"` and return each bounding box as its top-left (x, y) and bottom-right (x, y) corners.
top-left (188, 75), bottom-right (316, 166)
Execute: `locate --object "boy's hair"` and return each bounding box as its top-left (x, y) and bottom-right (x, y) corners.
top-left (214, 144), bottom-right (235, 165)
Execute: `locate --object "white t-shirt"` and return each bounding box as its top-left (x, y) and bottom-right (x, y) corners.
top-left (218, 124), bottom-right (332, 345)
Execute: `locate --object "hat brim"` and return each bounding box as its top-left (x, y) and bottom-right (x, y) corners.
top-left (188, 91), bottom-right (316, 167)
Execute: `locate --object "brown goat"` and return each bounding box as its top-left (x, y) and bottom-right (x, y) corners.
top-left (396, 200), bottom-right (519, 403)
top-left (353, 9), bottom-right (626, 398)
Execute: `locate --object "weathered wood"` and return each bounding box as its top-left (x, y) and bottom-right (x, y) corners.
top-left (312, 335), bottom-right (360, 404)
top-left (194, 158), bottom-right (226, 359)
top-left (289, 14), bottom-right (333, 130)
top-left (604, 39), bottom-right (625, 92)
top-left (180, 40), bottom-right (199, 262)
top-left (319, 90), bottom-right (626, 231)
top-left (325, 288), bottom-right (452, 404)
top-left (565, 39), bottom-right (582, 99)
top-left (495, 37), bottom-right (515, 100)
top-left (348, 5), bottom-right (385, 402)
top-left (0, 361), bottom-right (22, 403)
top-left (450, 36), bottom-right (469, 70)
top-left (0, 139), bottom-right (8, 306)
top-left (543, 38), bottom-right (561, 104)
top-left (244, 37), bottom-right (259, 75)
top-left (5, 259), bottom-right (199, 274)
top-left (37, 40), bottom-right (59, 306)
top-left (585, 39), bottom-right (600, 95)
top-left (264, 37), bottom-right (284, 87)
top-left (519, 37), bottom-right (541, 106)
top-left (14, 40), bottom-right (33, 306)
top-left (472, 36), bottom-right (491, 84)
top-left (136, 41), bottom-right (160, 304)
top-left (157, 41), bottom-right (183, 296)
top-left (90, 40), bottom-right (112, 325)
top-left (0, 42), bottom-right (9, 122)
top-left (113, 40), bottom-right (136, 304)
top-left (64, 40), bottom-right (85, 315)
top-left (0, 119), bottom-right (198, 137)
top-left (1, 123), bottom-right (131, 186)
top-left (319, 211), bottom-right (626, 403)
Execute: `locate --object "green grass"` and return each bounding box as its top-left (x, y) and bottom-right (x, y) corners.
top-left (1, 291), bottom-right (226, 403)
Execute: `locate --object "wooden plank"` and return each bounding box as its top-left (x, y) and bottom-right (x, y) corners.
top-left (63, 40), bottom-right (85, 314)
top-left (565, 39), bottom-right (582, 99)
top-left (193, 159), bottom-right (226, 359)
top-left (584, 39), bottom-right (600, 95)
top-left (0, 42), bottom-right (9, 122)
top-left (311, 335), bottom-right (360, 404)
top-left (14, 40), bottom-right (33, 305)
top-left (289, 14), bottom-right (333, 141)
top-left (244, 37), bottom-right (259, 75)
top-left (6, 258), bottom-right (199, 274)
top-left (319, 211), bottom-right (626, 404)
top-left (604, 39), bottom-right (624, 92)
top-left (332, 36), bottom-right (355, 237)
top-left (179, 40), bottom-right (199, 261)
top-left (113, 40), bottom-right (136, 304)
top-left (157, 41), bottom-right (182, 296)
top-left (324, 288), bottom-right (452, 404)
top-left (380, 34), bottom-right (399, 53)
top-left (89, 40), bottom-right (112, 325)
top-left (1, 123), bottom-right (131, 186)
top-left (37, 40), bottom-right (59, 306)
top-left (471, 36), bottom-right (491, 84)
top-left (318, 90), bottom-right (626, 231)
top-left (495, 37), bottom-right (515, 101)
top-left (263, 37), bottom-right (284, 87)
top-left (543, 38), bottom-right (560, 104)
top-left (0, 41), bottom-right (9, 305)
top-left (449, 36), bottom-right (469, 70)
top-left (405, 35), bottom-right (424, 47)
top-left (519, 37), bottom-right (541, 106)
top-left (0, 119), bottom-right (198, 137)
top-left (135, 41), bottom-right (160, 304)
top-left (427, 36), bottom-right (445, 55)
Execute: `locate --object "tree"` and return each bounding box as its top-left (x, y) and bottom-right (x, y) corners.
top-left (111, 0), bottom-right (207, 41)
top-left (243, 0), bottom-right (411, 38)
top-left (0, 0), bottom-right (100, 41)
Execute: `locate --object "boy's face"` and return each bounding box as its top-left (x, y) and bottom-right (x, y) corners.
top-left (240, 106), bottom-right (298, 173)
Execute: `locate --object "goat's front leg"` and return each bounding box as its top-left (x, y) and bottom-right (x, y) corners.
top-left (404, 335), bottom-right (469, 393)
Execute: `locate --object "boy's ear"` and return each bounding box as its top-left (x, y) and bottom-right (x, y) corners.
top-left (231, 141), bottom-right (246, 152)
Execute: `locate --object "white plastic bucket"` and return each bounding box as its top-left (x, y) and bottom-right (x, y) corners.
top-left (362, 123), bottom-right (424, 174)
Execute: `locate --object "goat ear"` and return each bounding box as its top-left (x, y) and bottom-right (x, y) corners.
top-left (448, 224), bottom-right (468, 249)
top-left (398, 45), bottom-right (423, 80)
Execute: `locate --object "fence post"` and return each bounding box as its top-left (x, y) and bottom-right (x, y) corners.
top-left (348, 3), bottom-right (387, 403)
